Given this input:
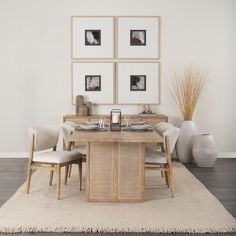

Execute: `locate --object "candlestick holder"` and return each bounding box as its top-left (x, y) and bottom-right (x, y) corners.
top-left (110, 109), bottom-right (121, 131)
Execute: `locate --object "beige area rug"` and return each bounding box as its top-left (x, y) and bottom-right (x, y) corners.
top-left (0, 162), bottom-right (235, 233)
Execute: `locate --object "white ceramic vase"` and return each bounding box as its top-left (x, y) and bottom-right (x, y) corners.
top-left (176, 120), bottom-right (198, 163)
top-left (192, 134), bottom-right (217, 167)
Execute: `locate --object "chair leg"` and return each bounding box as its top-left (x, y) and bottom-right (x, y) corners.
top-left (56, 164), bottom-right (61, 200)
top-left (161, 170), bottom-right (164, 178)
top-left (49, 165), bottom-right (54, 186)
top-left (78, 159), bottom-right (82, 191)
top-left (26, 165), bottom-right (32, 194)
top-left (167, 170), bottom-right (174, 198)
top-left (64, 165), bottom-right (69, 185)
top-left (68, 164), bottom-right (72, 177)
top-left (164, 171), bottom-right (169, 187)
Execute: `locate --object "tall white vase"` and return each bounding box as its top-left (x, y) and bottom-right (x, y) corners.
top-left (176, 120), bottom-right (198, 163)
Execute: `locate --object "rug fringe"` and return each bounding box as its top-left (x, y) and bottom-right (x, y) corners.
top-left (0, 225), bottom-right (236, 233)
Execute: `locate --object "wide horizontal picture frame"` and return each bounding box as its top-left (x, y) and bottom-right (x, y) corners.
top-left (117, 16), bottom-right (160, 59)
top-left (71, 16), bottom-right (115, 59)
top-left (72, 62), bottom-right (115, 104)
top-left (117, 62), bottom-right (160, 104)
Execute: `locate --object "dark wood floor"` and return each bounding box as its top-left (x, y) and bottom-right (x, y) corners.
top-left (0, 158), bottom-right (235, 236)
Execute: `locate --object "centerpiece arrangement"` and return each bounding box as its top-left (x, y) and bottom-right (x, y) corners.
top-left (169, 65), bottom-right (209, 163)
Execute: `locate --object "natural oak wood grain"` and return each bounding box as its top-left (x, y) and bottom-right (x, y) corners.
top-left (145, 136), bottom-right (174, 197)
top-left (26, 133), bottom-right (82, 200)
top-left (63, 114), bottom-right (168, 127)
top-left (69, 130), bottom-right (163, 202)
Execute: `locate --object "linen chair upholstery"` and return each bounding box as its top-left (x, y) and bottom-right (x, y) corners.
top-left (145, 126), bottom-right (180, 163)
top-left (61, 122), bottom-right (87, 190)
top-left (61, 122), bottom-right (86, 155)
top-left (153, 122), bottom-right (173, 136)
top-left (146, 122), bottom-right (174, 151)
top-left (145, 124), bottom-right (180, 197)
top-left (29, 125), bottom-right (59, 151)
top-left (26, 125), bottom-right (82, 200)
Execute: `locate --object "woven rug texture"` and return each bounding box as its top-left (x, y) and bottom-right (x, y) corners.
top-left (0, 162), bottom-right (235, 233)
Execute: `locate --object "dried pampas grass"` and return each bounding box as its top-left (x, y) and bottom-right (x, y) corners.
top-left (169, 65), bottom-right (209, 120)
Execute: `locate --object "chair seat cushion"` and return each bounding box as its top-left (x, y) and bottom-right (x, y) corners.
top-left (72, 145), bottom-right (87, 156)
top-left (145, 149), bottom-right (167, 164)
top-left (33, 151), bottom-right (81, 164)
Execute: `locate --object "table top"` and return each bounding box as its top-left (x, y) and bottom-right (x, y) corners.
top-left (69, 130), bottom-right (163, 143)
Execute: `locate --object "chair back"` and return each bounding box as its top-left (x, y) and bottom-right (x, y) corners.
top-left (154, 122), bottom-right (173, 135)
top-left (28, 125), bottom-right (59, 151)
top-left (163, 127), bottom-right (180, 153)
top-left (60, 122), bottom-right (77, 146)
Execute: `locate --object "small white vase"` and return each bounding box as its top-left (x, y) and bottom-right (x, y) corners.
top-left (176, 120), bottom-right (198, 163)
top-left (192, 134), bottom-right (217, 167)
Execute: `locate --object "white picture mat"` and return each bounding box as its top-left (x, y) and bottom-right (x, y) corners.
top-left (117, 17), bottom-right (160, 59)
top-left (72, 62), bottom-right (114, 104)
top-left (117, 62), bottom-right (160, 104)
top-left (72, 17), bottom-right (114, 59)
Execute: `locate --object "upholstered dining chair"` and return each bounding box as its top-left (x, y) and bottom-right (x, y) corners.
top-left (26, 125), bottom-right (83, 200)
top-left (61, 122), bottom-right (87, 190)
top-left (145, 124), bottom-right (180, 197)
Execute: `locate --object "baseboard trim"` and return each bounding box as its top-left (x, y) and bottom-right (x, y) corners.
top-left (217, 152), bottom-right (236, 158)
top-left (0, 152), bottom-right (28, 158)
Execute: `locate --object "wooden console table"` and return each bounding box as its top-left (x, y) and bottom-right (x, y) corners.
top-left (68, 130), bottom-right (163, 202)
top-left (63, 114), bottom-right (168, 126)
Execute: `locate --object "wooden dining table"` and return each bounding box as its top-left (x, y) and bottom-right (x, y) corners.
top-left (68, 129), bottom-right (163, 202)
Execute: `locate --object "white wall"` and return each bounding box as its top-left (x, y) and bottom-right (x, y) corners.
top-left (0, 0), bottom-right (235, 154)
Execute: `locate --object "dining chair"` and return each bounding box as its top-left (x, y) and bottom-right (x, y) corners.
top-left (145, 125), bottom-right (180, 197)
top-left (26, 125), bottom-right (83, 200)
top-left (61, 122), bottom-right (87, 190)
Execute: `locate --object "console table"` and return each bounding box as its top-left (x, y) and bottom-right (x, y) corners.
top-left (63, 114), bottom-right (168, 126)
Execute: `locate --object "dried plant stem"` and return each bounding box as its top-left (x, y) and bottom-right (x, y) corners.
top-left (169, 65), bottom-right (208, 120)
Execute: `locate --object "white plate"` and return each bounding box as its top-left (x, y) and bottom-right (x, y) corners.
top-left (130, 124), bottom-right (150, 130)
top-left (79, 124), bottom-right (98, 130)
top-left (130, 121), bottom-right (145, 125)
top-left (83, 121), bottom-right (99, 125)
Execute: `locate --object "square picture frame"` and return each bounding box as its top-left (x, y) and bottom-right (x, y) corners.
top-left (72, 62), bottom-right (115, 104)
top-left (117, 16), bottom-right (160, 59)
top-left (72, 16), bottom-right (114, 59)
top-left (117, 62), bottom-right (160, 104)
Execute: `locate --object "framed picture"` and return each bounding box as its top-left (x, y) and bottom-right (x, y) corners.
top-left (117, 62), bottom-right (160, 104)
top-left (72, 62), bottom-right (115, 104)
top-left (85, 75), bottom-right (101, 91)
top-left (117, 16), bottom-right (160, 59)
top-left (72, 16), bottom-right (114, 59)
top-left (130, 75), bottom-right (146, 91)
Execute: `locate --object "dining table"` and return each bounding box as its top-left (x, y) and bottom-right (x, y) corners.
top-left (68, 128), bottom-right (163, 202)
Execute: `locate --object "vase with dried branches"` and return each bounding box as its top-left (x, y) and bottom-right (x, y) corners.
top-left (169, 65), bottom-right (209, 163)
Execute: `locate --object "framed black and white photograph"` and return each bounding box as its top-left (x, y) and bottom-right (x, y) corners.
top-left (117, 16), bottom-right (160, 59)
top-left (72, 62), bottom-right (115, 104)
top-left (85, 30), bottom-right (101, 46)
top-left (85, 75), bottom-right (101, 91)
top-left (130, 75), bottom-right (146, 91)
top-left (130, 30), bottom-right (146, 46)
top-left (117, 62), bottom-right (160, 104)
top-left (72, 16), bottom-right (114, 59)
